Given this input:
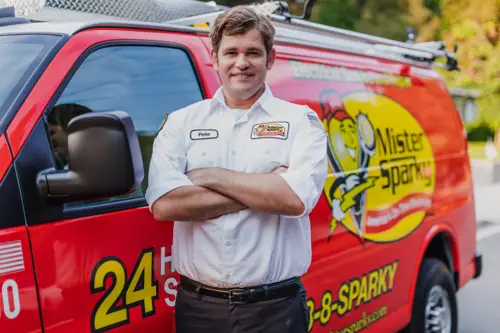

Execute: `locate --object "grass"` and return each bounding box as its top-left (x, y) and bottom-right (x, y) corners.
top-left (468, 142), bottom-right (500, 160)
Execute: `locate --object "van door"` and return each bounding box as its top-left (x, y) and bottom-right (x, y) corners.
top-left (11, 30), bottom-right (209, 333)
top-left (0, 33), bottom-right (65, 333)
top-left (0, 135), bottom-right (43, 333)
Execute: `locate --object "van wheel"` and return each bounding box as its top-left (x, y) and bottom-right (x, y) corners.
top-left (401, 258), bottom-right (457, 333)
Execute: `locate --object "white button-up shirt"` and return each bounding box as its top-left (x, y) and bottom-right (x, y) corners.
top-left (146, 84), bottom-right (327, 288)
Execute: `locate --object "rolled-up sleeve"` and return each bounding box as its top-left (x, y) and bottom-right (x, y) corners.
top-left (145, 111), bottom-right (193, 211)
top-left (279, 107), bottom-right (328, 218)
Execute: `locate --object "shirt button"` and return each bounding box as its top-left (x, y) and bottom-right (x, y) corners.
top-left (226, 273), bottom-right (231, 279)
top-left (232, 151), bottom-right (236, 156)
top-left (265, 149), bottom-right (270, 154)
top-left (226, 240), bottom-right (231, 246)
top-left (201, 152), bottom-right (206, 156)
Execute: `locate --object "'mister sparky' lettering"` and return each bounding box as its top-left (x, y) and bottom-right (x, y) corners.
top-left (376, 128), bottom-right (433, 195)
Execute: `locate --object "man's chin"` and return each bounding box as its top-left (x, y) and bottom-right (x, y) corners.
top-left (228, 83), bottom-right (263, 98)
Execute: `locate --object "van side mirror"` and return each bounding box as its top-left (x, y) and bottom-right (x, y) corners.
top-left (37, 111), bottom-right (144, 203)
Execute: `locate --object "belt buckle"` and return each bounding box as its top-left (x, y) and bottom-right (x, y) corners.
top-left (228, 288), bottom-right (249, 305)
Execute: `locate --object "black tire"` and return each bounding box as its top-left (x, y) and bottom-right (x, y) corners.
top-left (401, 258), bottom-right (458, 333)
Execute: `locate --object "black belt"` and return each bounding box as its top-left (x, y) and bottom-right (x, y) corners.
top-left (179, 275), bottom-right (301, 304)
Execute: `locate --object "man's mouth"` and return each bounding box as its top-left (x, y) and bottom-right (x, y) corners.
top-left (231, 73), bottom-right (254, 79)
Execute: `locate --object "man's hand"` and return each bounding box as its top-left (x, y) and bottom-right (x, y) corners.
top-left (151, 170), bottom-right (247, 221)
top-left (185, 166), bottom-right (304, 216)
top-left (187, 165), bottom-right (289, 188)
top-left (271, 165), bottom-right (288, 174)
top-left (187, 165), bottom-right (288, 186)
top-left (186, 168), bottom-right (213, 187)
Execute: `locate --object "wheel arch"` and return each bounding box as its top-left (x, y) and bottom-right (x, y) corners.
top-left (422, 231), bottom-right (459, 290)
top-left (408, 225), bottom-right (460, 316)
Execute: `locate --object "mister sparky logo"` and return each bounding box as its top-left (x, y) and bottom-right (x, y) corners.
top-left (321, 90), bottom-right (435, 243)
top-left (251, 122), bottom-right (288, 139)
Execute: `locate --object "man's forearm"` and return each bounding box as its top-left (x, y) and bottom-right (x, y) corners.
top-left (151, 185), bottom-right (247, 222)
top-left (200, 169), bottom-right (304, 216)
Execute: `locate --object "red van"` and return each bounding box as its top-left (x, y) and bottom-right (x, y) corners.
top-left (0, 1), bottom-right (481, 333)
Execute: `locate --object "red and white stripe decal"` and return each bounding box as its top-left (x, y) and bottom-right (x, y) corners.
top-left (0, 241), bottom-right (25, 276)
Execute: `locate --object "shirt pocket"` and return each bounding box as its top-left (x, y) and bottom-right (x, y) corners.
top-left (186, 137), bottom-right (220, 171)
top-left (245, 138), bottom-right (291, 173)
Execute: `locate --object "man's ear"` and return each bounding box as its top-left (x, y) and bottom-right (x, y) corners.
top-left (211, 49), bottom-right (219, 71)
top-left (267, 48), bottom-right (276, 70)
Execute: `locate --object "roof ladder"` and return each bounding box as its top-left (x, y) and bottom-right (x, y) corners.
top-left (167, 0), bottom-right (458, 71)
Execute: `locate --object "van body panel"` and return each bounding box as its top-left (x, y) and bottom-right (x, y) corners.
top-left (0, 226), bottom-right (42, 333)
top-left (0, 22), bottom-right (479, 333)
top-left (27, 208), bottom-right (178, 333)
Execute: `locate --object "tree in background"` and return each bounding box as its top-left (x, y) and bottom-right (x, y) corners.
top-left (288, 0), bottom-right (409, 41)
top-left (312, 0), bottom-right (499, 132)
top-left (438, 0), bottom-right (500, 131)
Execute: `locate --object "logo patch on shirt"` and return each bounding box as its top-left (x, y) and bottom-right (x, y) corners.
top-left (308, 114), bottom-right (326, 132)
top-left (156, 113), bottom-right (169, 137)
top-left (190, 129), bottom-right (219, 140)
top-left (251, 122), bottom-right (289, 139)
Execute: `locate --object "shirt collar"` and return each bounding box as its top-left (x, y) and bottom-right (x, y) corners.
top-left (209, 83), bottom-right (276, 115)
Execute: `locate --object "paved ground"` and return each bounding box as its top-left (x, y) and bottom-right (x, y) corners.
top-left (458, 231), bottom-right (500, 333)
top-left (457, 159), bottom-right (500, 333)
top-left (472, 160), bottom-right (500, 223)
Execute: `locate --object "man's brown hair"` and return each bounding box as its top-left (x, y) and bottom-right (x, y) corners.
top-left (209, 6), bottom-right (276, 55)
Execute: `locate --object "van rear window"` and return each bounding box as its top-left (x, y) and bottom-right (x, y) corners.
top-left (0, 34), bottom-right (59, 125)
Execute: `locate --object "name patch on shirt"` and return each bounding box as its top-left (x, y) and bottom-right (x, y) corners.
top-left (190, 129), bottom-right (219, 140)
top-left (251, 122), bottom-right (289, 139)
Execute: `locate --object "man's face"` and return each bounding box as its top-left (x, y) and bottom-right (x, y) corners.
top-left (49, 123), bottom-right (69, 160)
top-left (212, 28), bottom-right (275, 102)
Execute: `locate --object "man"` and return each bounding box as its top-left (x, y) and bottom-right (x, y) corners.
top-left (146, 5), bottom-right (327, 333)
top-left (47, 103), bottom-right (92, 169)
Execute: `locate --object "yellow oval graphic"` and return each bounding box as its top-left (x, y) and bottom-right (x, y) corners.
top-left (321, 91), bottom-right (435, 243)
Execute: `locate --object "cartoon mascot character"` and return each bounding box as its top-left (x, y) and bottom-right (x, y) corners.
top-left (319, 90), bottom-right (377, 243)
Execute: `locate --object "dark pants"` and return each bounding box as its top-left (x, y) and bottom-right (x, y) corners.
top-left (175, 280), bottom-right (310, 333)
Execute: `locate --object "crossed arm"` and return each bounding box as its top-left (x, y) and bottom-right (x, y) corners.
top-left (151, 166), bottom-right (304, 222)
top-left (148, 107), bottom-right (327, 223)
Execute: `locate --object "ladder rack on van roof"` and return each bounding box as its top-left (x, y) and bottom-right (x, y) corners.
top-left (167, 1), bottom-right (459, 72)
top-left (1, 0), bottom-right (459, 71)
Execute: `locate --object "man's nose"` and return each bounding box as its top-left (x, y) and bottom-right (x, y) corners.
top-left (235, 54), bottom-right (249, 68)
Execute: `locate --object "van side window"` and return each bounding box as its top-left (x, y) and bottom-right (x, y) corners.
top-left (45, 45), bottom-right (203, 205)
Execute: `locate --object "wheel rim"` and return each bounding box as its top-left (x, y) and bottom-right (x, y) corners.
top-left (425, 285), bottom-right (452, 333)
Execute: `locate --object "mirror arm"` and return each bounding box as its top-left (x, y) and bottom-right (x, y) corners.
top-left (37, 168), bottom-right (75, 202)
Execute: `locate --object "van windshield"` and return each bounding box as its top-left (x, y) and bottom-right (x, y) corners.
top-left (0, 34), bottom-right (60, 125)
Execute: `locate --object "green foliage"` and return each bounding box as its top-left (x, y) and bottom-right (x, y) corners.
top-left (309, 0), bottom-right (360, 31)
top-left (310, 0), bottom-right (500, 132)
top-left (424, 0), bottom-right (441, 15)
top-left (466, 121), bottom-right (495, 142)
top-left (308, 0), bottom-right (408, 41)
top-left (436, 0), bottom-right (500, 131)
